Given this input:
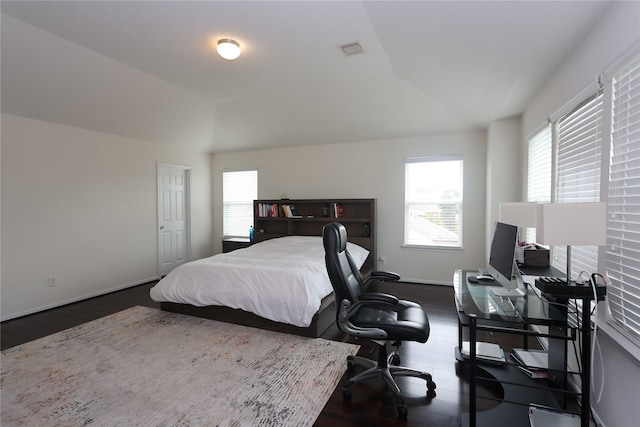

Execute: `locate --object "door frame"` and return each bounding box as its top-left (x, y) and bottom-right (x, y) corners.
top-left (157, 162), bottom-right (192, 277)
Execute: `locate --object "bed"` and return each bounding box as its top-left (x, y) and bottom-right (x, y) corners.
top-left (150, 235), bottom-right (370, 337)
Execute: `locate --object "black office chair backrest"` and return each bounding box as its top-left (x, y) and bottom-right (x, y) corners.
top-left (323, 222), bottom-right (364, 306)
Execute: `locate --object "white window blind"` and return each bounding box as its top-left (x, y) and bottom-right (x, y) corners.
top-left (223, 170), bottom-right (257, 238)
top-left (554, 89), bottom-right (604, 276)
top-left (606, 57), bottom-right (640, 342)
top-left (526, 126), bottom-right (552, 242)
top-left (404, 157), bottom-right (463, 248)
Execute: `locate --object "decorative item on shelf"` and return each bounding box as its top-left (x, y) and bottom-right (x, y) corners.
top-left (322, 203), bottom-right (329, 218)
top-left (362, 223), bottom-right (370, 237)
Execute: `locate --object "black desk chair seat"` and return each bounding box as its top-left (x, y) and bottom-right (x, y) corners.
top-left (323, 222), bottom-right (436, 419)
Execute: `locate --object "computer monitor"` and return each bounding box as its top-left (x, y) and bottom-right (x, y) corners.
top-left (487, 221), bottom-right (525, 297)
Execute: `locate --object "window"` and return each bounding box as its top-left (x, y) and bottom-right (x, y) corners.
top-left (606, 57), bottom-right (640, 342)
top-left (553, 89), bottom-right (604, 276)
top-left (526, 53), bottom-right (640, 345)
top-left (526, 126), bottom-right (552, 242)
top-left (404, 157), bottom-right (463, 248)
top-left (223, 170), bottom-right (257, 238)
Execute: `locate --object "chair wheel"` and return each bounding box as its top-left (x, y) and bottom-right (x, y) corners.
top-left (397, 404), bottom-right (408, 419)
top-left (342, 389), bottom-right (352, 400)
top-left (346, 355), bottom-right (355, 372)
top-left (390, 353), bottom-right (401, 365)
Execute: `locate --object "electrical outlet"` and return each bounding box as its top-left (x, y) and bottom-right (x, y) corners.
top-left (48, 276), bottom-right (56, 287)
top-left (378, 255), bottom-right (386, 265)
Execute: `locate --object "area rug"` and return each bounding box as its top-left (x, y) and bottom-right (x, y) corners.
top-left (1, 306), bottom-right (359, 426)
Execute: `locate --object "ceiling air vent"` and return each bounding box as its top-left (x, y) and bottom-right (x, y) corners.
top-left (339, 42), bottom-right (364, 56)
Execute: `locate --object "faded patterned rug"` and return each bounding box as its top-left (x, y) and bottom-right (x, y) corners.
top-left (1, 306), bottom-right (359, 426)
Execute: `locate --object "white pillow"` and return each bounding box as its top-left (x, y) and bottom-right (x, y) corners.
top-left (346, 241), bottom-right (370, 269)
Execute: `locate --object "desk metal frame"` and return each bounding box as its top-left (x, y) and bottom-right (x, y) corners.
top-left (454, 269), bottom-right (596, 427)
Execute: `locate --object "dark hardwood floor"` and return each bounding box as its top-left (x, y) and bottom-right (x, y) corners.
top-left (1, 281), bottom-right (535, 426)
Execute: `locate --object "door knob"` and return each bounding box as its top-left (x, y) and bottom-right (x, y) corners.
top-left (160, 226), bottom-right (165, 230)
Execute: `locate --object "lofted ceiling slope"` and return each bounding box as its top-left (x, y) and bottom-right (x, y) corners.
top-left (1, 1), bottom-right (614, 153)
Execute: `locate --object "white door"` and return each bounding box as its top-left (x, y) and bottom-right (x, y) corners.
top-left (158, 163), bottom-right (191, 277)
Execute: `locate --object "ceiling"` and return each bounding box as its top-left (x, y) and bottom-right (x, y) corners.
top-left (1, 1), bottom-right (615, 153)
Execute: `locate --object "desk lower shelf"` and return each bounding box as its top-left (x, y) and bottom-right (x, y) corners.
top-left (456, 347), bottom-right (563, 427)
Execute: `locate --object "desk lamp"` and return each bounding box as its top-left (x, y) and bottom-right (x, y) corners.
top-left (535, 202), bottom-right (607, 283)
top-left (499, 202), bottom-right (538, 229)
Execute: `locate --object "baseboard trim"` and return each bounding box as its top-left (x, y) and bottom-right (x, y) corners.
top-left (397, 278), bottom-right (453, 286)
top-left (0, 277), bottom-right (160, 322)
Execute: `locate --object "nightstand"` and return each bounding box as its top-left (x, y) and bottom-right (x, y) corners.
top-left (222, 238), bottom-right (252, 253)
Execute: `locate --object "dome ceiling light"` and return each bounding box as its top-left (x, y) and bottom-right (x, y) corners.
top-left (217, 38), bottom-right (241, 60)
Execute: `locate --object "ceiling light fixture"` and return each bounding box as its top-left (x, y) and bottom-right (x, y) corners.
top-left (217, 38), bottom-right (241, 60)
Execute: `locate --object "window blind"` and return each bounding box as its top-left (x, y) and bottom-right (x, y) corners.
top-left (223, 170), bottom-right (258, 238)
top-left (606, 57), bottom-right (640, 342)
top-left (526, 126), bottom-right (552, 242)
top-left (554, 89), bottom-right (604, 276)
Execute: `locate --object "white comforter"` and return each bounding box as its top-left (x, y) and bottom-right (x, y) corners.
top-left (149, 236), bottom-right (369, 328)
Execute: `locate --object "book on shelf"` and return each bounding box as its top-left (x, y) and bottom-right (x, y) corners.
top-left (281, 204), bottom-right (302, 218)
top-left (511, 348), bottom-right (548, 369)
top-left (461, 341), bottom-right (506, 363)
top-left (511, 348), bottom-right (548, 379)
top-left (516, 364), bottom-right (549, 379)
top-left (333, 203), bottom-right (344, 218)
top-left (257, 203), bottom-right (281, 217)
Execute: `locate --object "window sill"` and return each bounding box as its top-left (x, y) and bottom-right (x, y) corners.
top-left (596, 316), bottom-right (640, 364)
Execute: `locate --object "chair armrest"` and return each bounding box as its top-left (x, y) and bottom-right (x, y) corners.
top-left (362, 270), bottom-right (401, 287)
top-left (371, 271), bottom-right (402, 281)
top-left (358, 292), bottom-right (399, 305)
top-left (337, 299), bottom-right (388, 340)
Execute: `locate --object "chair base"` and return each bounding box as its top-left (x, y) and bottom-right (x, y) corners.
top-left (343, 343), bottom-right (436, 419)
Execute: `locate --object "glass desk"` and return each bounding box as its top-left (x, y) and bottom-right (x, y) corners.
top-left (453, 269), bottom-right (592, 427)
top-left (454, 269), bottom-right (568, 324)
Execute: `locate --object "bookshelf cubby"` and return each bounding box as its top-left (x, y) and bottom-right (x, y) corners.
top-left (254, 198), bottom-right (376, 273)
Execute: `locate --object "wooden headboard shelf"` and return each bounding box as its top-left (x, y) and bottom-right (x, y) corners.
top-left (254, 198), bottom-right (377, 273)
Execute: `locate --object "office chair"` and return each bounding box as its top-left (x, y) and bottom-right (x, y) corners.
top-left (322, 222), bottom-right (436, 419)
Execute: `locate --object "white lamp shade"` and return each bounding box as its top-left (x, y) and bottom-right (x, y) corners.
top-left (217, 39), bottom-right (241, 60)
top-left (499, 202), bottom-right (538, 228)
top-left (536, 202), bottom-right (607, 246)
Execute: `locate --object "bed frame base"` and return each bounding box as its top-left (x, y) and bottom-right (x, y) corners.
top-left (160, 295), bottom-right (336, 338)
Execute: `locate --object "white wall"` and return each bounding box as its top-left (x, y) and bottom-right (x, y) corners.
top-left (521, 2), bottom-right (640, 426)
top-left (485, 117), bottom-right (522, 256)
top-left (1, 114), bottom-right (213, 320)
top-left (522, 2), bottom-right (639, 136)
top-left (212, 132), bottom-right (489, 284)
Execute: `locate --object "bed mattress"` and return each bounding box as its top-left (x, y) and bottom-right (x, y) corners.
top-left (150, 236), bottom-right (369, 327)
